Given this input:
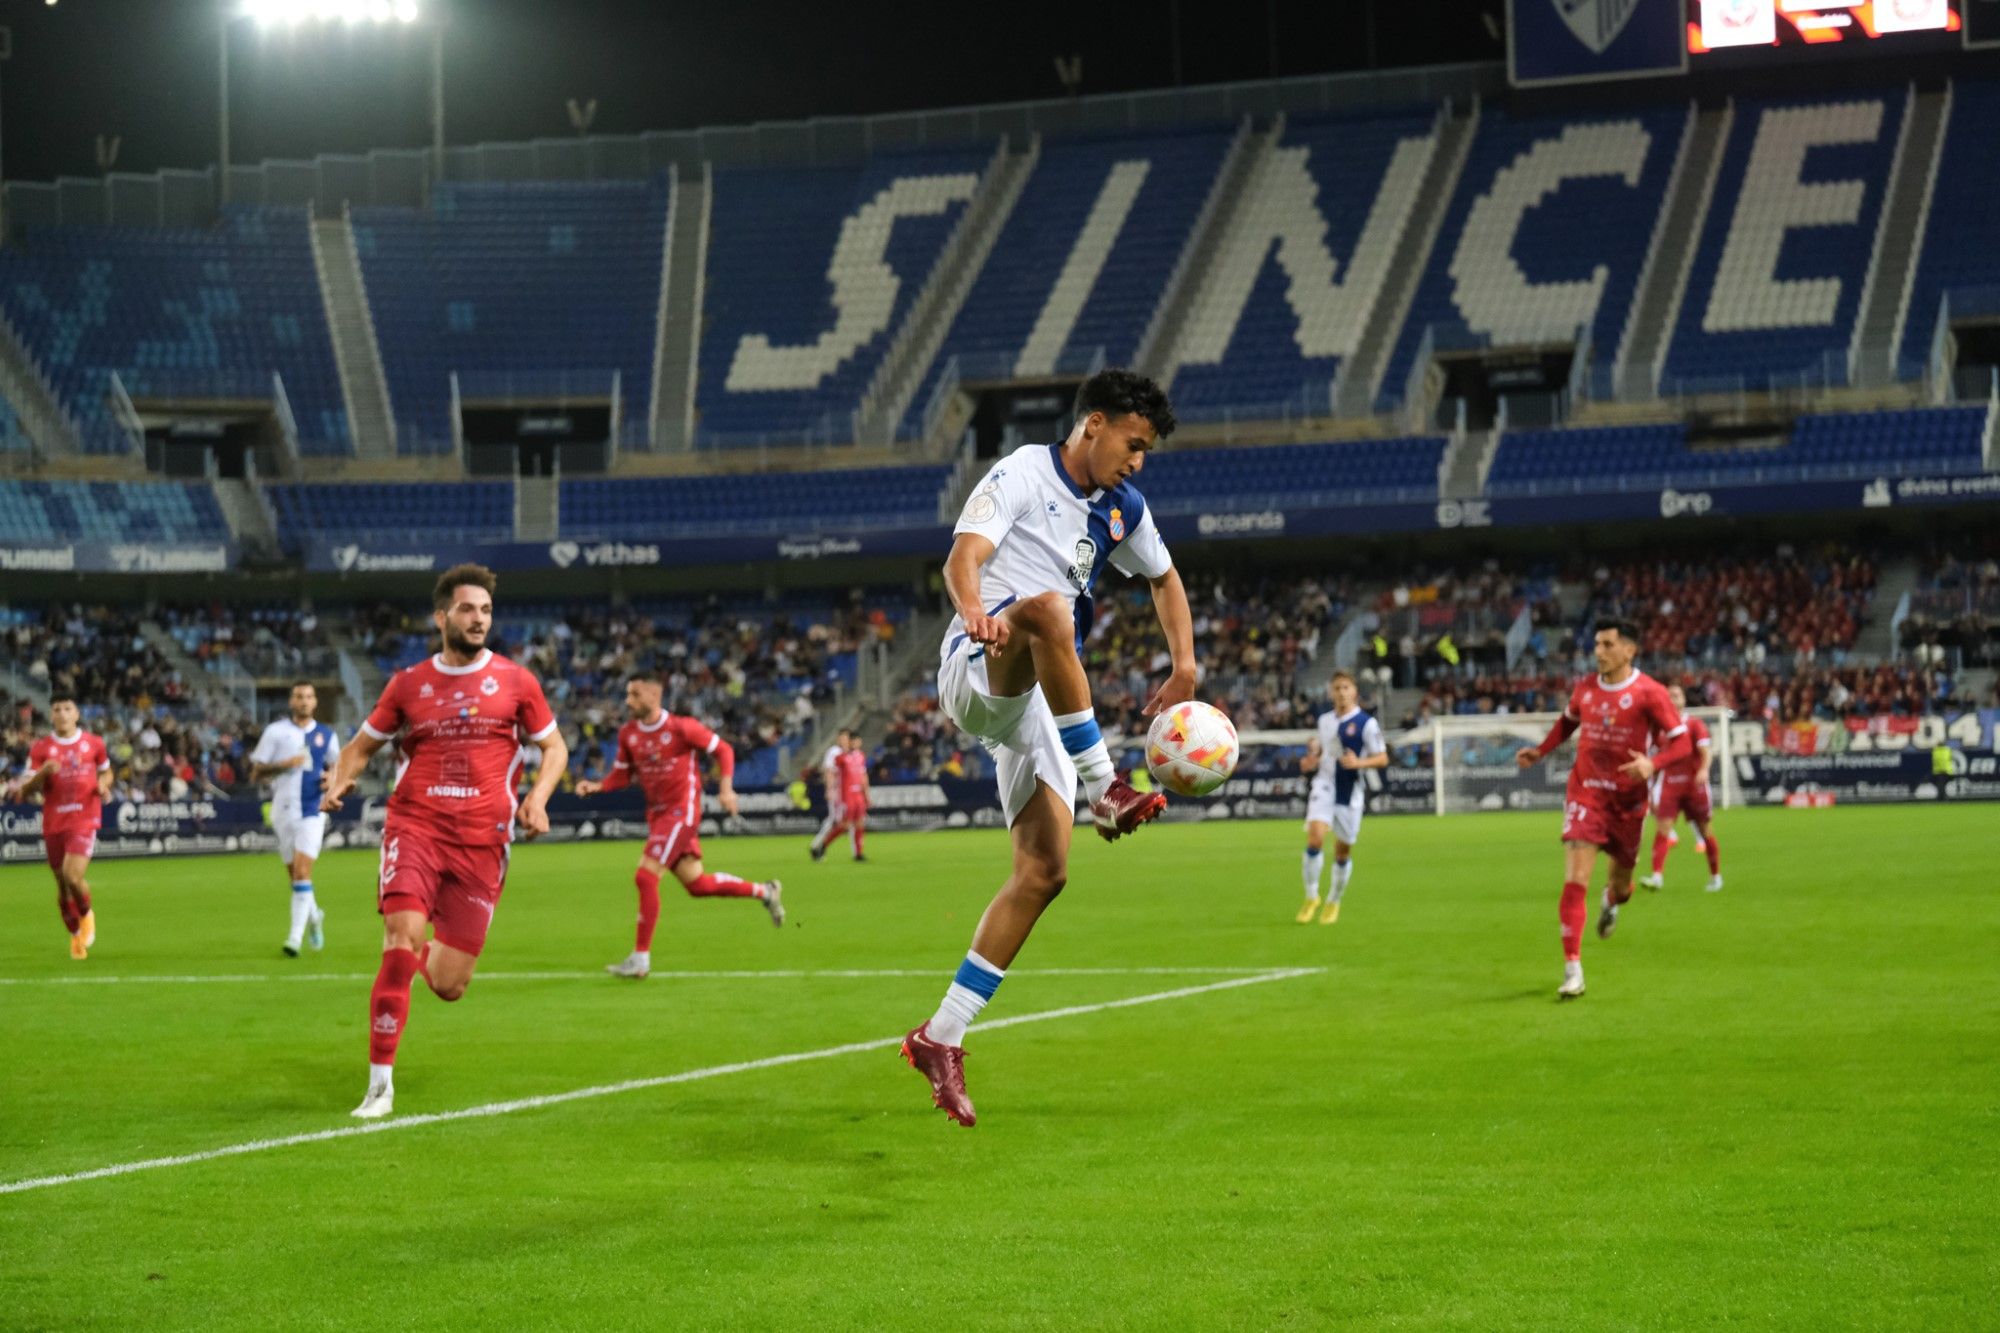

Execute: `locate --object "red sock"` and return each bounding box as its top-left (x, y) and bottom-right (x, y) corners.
top-left (57, 895), bottom-right (80, 934)
top-left (635, 867), bottom-right (661, 950)
top-left (368, 948), bottom-right (423, 1066)
top-left (1703, 831), bottom-right (1720, 875)
top-left (74, 886), bottom-right (91, 915)
top-left (1651, 831), bottom-right (1671, 874)
top-left (687, 872), bottom-right (760, 899)
top-left (1559, 881), bottom-right (1588, 963)
top-left (851, 823), bottom-right (865, 858)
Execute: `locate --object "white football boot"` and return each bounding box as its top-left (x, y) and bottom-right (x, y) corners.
top-left (606, 952), bottom-right (650, 979)
top-left (1558, 961), bottom-right (1586, 1000)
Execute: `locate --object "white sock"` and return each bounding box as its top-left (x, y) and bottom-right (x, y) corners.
top-left (367, 1062), bottom-right (394, 1090)
top-left (928, 949), bottom-right (1006, 1047)
top-left (1603, 889), bottom-right (1619, 917)
top-left (633, 950), bottom-right (651, 968)
top-left (1301, 848), bottom-right (1324, 900)
top-left (288, 884), bottom-right (315, 942)
top-left (811, 815), bottom-right (837, 852)
top-left (1051, 708), bottom-right (1115, 804)
top-left (1332, 859), bottom-right (1353, 903)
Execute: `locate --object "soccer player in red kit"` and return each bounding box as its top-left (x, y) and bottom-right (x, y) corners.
top-left (1516, 618), bottom-right (1692, 999)
top-left (1640, 683), bottom-right (1723, 894)
top-left (808, 729), bottom-right (871, 862)
top-left (575, 673), bottom-right (783, 979)
top-left (7, 694), bottom-right (111, 960)
top-left (319, 564), bottom-right (569, 1119)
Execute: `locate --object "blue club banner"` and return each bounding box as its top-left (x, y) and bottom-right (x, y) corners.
top-left (1509, 0), bottom-right (1688, 87)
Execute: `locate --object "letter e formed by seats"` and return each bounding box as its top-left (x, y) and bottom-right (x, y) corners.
top-left (1701, 101), bottom-right (1883, 334)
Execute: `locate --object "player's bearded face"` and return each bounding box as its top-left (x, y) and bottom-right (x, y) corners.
top-left (436, 591), bottom-right (491, 656)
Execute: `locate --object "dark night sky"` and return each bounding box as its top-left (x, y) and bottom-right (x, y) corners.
top-left (0, 0), bottom-right (1503, 183)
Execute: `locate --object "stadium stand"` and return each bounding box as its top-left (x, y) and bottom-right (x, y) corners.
top-left (0, 207), bottom-right (349, 454)
top-left (696, 146), bottom-right (994, 448)
top-left (1169, 107), bottom-right (1440, 421)
top-left (0, 479), bottom-right (229, 543)
top-left (1661, 91), bottom-right (1906, 394)
top-left (560, 464), bottom-right (951, 538)
top-left (1900, 80), bottom-right (2000, 378)
top-left (1486, 406), bottom-right (1989, 493)
top-left (160, 603), bottom-right (339, 683)
top-left (1138, 436), bottom-right (1447, 510)
top-left (1382, 103), bottom-right (1689, 408)
top-left (266, 481), bottom-right (514, 553)
top-left (1575, 548), bottom-right (1879, 666)
top-left (0, 395), bottom-right (33, 455)
top-left (351, 178), bottom-right (671, 453)
top-left (897, 126), bottom-right (1235, 438)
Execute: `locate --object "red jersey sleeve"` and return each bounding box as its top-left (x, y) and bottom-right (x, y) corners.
top-left (362, 673), bottom-right (407, 741)
top-left (1646, 680), bottom-right (1693, 770)
top-left (93, 735), bottom-right (110, 772)
top-left (29, 736), bottom-right (50, 771)
top-left (599, 725), bottom-right (634, 792)
top-left (516, 668), bottom-right (557, 742)
top-left (676, 717), bottom-right (734, 778)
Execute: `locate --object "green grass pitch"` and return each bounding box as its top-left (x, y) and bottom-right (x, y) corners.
top-left (1, 804), bottom-right (1995, 1329)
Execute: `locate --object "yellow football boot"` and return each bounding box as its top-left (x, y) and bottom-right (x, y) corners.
top-left (1295, 899), bottom-right (1320, 924)
top-left (1318, 897), bottom-right (1341, 925)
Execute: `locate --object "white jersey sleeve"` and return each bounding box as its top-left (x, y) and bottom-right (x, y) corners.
top-left (953, 460), bottom-right (1034, 547)
top-left (1362, 716), bottom-right (1387, 758)
top-left (251, 722), bottom-right (284, 768)
top-left (1108, 505), bottom-right (1172, 581)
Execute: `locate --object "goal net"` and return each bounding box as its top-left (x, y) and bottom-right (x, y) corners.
top-left (1428, 706), bottom-right (1738, 816)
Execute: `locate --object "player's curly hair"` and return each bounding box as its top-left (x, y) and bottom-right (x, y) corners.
top-left (1074, 367), bottom-right (1176, 440)
top-left (433, 562), bottom-right (498, 611)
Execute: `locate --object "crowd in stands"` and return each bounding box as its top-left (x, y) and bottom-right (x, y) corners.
top-left (1350, 561), bottom-right (1565, 691)
top-left (1575, 546), bottom-right (1877, 668)
top-left (1902, 540), bottom-right (2000, 668)
top-left (3, 605), bottom-right (256, 801)
top-left (160, 602), bottom-right (339, 682)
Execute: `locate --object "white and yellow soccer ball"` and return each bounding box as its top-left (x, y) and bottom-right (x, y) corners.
top-left (1145, 700), bottom-right (1239, 798)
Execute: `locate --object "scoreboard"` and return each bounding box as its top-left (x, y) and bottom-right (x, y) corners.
top-left (1511, 0), bottom-right (1992, 85)
top-left (1690, 0), bottom-right (1961, 54)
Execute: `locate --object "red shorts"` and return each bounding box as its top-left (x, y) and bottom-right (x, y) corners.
top-left (644, 818), bottom-right (702, 869)
top-left (1653, 779), bottom-right (1712, 826)
top-left (840, 794), bottom-right (867, 822)
top-left (377, 824), bottom-right (510, 957)
top-left (44, 828), bottom-right (96, 870)
top-left (1561, 786), bottom-right (1648, 869)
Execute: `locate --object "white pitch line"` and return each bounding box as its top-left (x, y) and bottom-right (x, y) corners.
top-left (0, 965), bottom-right (1293, 987)
top-left (0, 967), bottom-right (1321, 1197)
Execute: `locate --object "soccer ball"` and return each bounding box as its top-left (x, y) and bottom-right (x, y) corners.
top-left (1145, 700), bottom-right (1239, 798)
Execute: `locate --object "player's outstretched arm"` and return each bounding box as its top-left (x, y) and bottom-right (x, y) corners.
top-left (516, 729), bottom-right (568, 839)
top-left (1140, 566), bottom-right (1196, 717)
top-left (1518, 713), bottom-right (1579, 768)
top-left (320, 732), bottom-right (386, 813)
top-left (944, 532), bottom-right (1008, 653)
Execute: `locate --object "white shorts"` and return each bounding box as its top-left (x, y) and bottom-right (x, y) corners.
top-left (275, 811), bottom-right (326, 863)
top-left (1305, 788), bottom-right (1362, 845)
top-left (938, 640), bottom-right (1077, 828)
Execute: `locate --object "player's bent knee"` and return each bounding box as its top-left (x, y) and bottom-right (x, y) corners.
top-left (1014, 591), bottom-right (1073, 640)
top-left (432, 981), bottom-right (468, 1002)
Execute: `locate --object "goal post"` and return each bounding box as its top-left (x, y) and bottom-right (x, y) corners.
top-left (1428, 706), bottom-right (1737, 816)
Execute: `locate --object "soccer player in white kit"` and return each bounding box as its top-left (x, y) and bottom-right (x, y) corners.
top-left (901, 368), bottom-right (1194, 1127)
top-left (249, 681), bottom-right (338, 956)
top-left (1298, 671), bottom-right (1387, 925)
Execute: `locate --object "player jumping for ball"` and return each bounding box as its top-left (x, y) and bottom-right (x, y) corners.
top-left (1640, 682), bottom-right (1722, 894)
top-left (902, 368), bottom-right (1193, 1126)
top-left (320, 564), bottom-right (568, 1119)
top-left (1515, 618), bottom-right (1691, 1000)
top-left (7, 694), bottom-right (111, 960)
top-left (575, 672), bottom-right (784, 980)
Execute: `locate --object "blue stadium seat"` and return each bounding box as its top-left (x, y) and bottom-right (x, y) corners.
top-left (1382, 103), bottom-right (1688, 408)
top-left (695, 145), bottom-right (994, 448)
top-left (1662, 92), bottom-right (1905, 394)
top-left (560, 465), bottom-right (951, 538)
top-left (0, 207), bottom-right (349, 455)
top-left (266, 481), bottom-right (514, 554)
top-left (1901, 79), bottom-right (2000, 376)
top-left (352, 179), bottom-right (670, 455)
top-left (1139, 436), bottom-right (1446, 509)
top-left (0, 480), bottom-right (231, 542)
top-left (898, 126), bottom-right (1234, 439)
